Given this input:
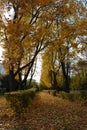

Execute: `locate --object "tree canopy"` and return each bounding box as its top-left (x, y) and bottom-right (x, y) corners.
top-left (0, 0), bottom-right (87, 91)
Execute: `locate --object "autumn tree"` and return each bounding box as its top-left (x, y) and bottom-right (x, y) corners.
top-left (0, 0), bottom-right (54, 91)
top-left (41, 48), bottom-right (62, 90)
top-left (40, 0), bottom-right (87, 92)
top-left (0, 0), bottom-right (87, 92)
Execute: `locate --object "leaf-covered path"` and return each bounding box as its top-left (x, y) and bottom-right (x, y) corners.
top-left (0, 91), bottom-right (87, 130)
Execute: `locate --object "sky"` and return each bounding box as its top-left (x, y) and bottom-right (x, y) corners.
top-left (33, 55), bottom-right (42, 83)
top-left (0, 3), bottom-right (14, 61)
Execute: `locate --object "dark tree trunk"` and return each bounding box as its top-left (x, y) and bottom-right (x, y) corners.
top-left (52, 72), bottom-right (58, 90)
top-left (61, 61), bottom-right (70, 93)
top-left (50, 71), bottom-right (60, 91)
top-left (8, 69), bottom-right (16, 92)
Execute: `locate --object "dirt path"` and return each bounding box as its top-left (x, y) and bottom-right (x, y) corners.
top-left (0, 92), bottom-right (87, 130)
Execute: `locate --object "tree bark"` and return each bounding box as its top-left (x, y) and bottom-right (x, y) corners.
top-left (61, 61), bottom-right (70, 93)
top-left (8, 68), bottom-right (16, 92)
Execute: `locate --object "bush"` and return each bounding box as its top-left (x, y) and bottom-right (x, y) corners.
top-left (58, 92), bottom-right (68, 99)
top-left (27, 79), bottom-right (38, 88)
top-left (79, 91), bottom-right (87, 104)
top-left (52, 90), bottom-right (57, 96)
top-left (0, 88), bottom-right (6, 95)
top-left (50, 90), bottom-right (57, 96)
top-left (35, 85), bottom-right (42, 92)
top-left (32, 84), bottom-right (48, 92)
top-left (0, 74), bottom-right (19, 92)
top-left (5, 88), bottom-right (36, 115)
top-left (58, 91), bottom-right (87, 104)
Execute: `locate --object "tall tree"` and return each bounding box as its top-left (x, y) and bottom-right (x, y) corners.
top-left (40, 0), bottom-right (87, 92)
top-left (0, 0), bottom-right (53, 91)
top-left (0, 0), bottom-right (87, 92)
top-left (41, 48), bottom-right (61, 90)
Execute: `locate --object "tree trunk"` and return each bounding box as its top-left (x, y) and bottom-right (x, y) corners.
top-left (8, 69), bottom-right (16, 92)
top-left (61, 61), bottom-right (70, 93)
top-left (50, 71), bottom-right (60, 91)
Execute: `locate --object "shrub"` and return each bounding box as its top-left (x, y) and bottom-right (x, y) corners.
top-left (79, 91), bottom-right (87, 99)
top-left (50, 90), bottom-right (57, 96)
top-left (58, 91), bottom-right (87, 104)
top-left (5, 88), bottom-right (36, 115)
top-left (33, 84), bottom-right (48, 92)
top-left (58, 92), bottom-right (68, 99)
top-left (27, 79), bottom-right (39, 88)
top-left (58, 92), bottom-right (76, 101)
top-left (35, 85), bottom-right (42, 92)
top-left (79, 91), bottom-right (87, 104)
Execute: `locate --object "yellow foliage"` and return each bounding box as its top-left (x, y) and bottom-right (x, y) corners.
top-left (0, 0), bottom-right (87, 84)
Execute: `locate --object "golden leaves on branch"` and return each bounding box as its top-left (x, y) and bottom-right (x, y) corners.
top-left (34, 0), bottom-right (51, 5)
